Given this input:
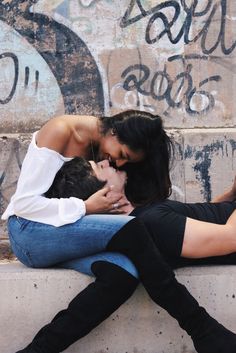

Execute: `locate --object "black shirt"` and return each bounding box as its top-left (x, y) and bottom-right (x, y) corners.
top-left (131, 200), bottom-right (236, 269)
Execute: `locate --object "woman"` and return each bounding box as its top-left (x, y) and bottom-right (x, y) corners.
top-left (2, 111), bottom-right (236, 353)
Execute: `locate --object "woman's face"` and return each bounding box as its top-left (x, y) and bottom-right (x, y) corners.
top-left (89, 160), bottom-right (127, 193)
top-left (99, 133), bottom-right (144, 167)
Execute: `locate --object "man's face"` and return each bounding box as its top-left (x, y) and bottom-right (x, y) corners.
top-left (89, 160), bottom-right (127, 193)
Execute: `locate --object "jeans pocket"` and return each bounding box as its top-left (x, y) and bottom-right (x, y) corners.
top-left (15, 216), bottom-right (31, 231)
top-left (11, 238), bottom-right (34, 267)
top-left (8, 226), bottom-right (34, 268)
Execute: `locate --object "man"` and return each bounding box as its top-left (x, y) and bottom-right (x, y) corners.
top-left (46, 157), bottom-right (236, 267)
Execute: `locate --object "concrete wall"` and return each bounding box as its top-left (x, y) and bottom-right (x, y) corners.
top-left (1, 1), bottom-right (236, 236)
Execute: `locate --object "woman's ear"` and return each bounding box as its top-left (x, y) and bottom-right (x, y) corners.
top-left (111, 128), bottom-right (116, 136)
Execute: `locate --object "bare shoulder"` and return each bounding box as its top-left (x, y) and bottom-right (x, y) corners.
top-left (36, 115), bottom-right (75, 153)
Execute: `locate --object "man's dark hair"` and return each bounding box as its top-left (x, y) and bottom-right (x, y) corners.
top-left (45, 157), bottom-right (106, 200)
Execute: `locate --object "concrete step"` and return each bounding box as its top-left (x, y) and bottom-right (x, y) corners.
top-left (1, 262), bottom-right (236, 353)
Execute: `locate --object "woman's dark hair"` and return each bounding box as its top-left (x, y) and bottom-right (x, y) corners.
top-left (45, 157), bottom-right (106, 200)
top-left (99, 110), bottom-right (174, 204)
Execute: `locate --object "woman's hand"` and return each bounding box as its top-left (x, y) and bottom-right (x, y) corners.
top-left (84, 186), bottom-right (129, 214)
top-left (106, 192), bottom-right (131, 214)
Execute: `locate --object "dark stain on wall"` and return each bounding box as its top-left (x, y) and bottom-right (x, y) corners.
top-left (229, 139), bottom-right (236, 153)
top-left (184, 141), bottom-right (226, 201)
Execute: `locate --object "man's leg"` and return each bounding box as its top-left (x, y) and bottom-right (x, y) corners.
top-left (107, 218), bottom-right (236, 353)
top-left (16, 257), bottom-right (139, 353)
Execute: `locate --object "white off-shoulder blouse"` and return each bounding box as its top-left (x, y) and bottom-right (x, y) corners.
top-left (1, 132), bottom-right (86, 227)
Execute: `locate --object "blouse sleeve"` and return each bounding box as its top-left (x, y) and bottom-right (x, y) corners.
top-left (2, 134), bottom-right (86, 227)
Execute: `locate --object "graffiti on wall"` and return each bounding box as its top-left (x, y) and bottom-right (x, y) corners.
top-left (121, 0), bottom-right (235, 55)
top-left (106, 0), bottom-right (235, 119)
top-left (120, 57), bottom-right (221, 116)
top-left (184, 137), bottom-right (236, 201)
top-left (0, 0), bottom-right (104, 132)
top-left (1, 0), bottom-right (235, 123)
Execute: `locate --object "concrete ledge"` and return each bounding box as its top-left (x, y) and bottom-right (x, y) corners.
top-left (1, 262), bottom-right (236, 353)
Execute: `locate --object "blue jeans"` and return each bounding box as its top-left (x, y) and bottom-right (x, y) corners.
top-left (8, 215), bottom-right (138, 278)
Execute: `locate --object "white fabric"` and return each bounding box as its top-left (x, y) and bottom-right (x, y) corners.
top-left (1, 132), bottom-right (86, 227)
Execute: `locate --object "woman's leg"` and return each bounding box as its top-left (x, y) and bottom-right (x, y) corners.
top-left (16, 254), bottom-right (139, 353)
top-left (106, 218), bottom-right (236, 353)
top-left (7, 214), bottom-right (134, 268)
top-left (8, 215), bottom-right (138, 353)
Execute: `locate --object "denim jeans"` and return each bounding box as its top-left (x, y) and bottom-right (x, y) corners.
top-left (8, 215), bottom-right (138, 278)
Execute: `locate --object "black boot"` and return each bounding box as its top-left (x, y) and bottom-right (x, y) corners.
top-left (16, 261), bottom-right (138, 353)
top-left (106, 218), bottom-right (236, 353)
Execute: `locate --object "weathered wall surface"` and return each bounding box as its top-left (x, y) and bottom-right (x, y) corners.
top-left (0, 1), bottom-right (236, 235)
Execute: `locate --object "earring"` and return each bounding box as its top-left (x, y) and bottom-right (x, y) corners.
top-left (111, 128), bottom-right (116, 136)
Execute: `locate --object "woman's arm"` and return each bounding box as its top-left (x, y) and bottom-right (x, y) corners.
top-left (2, 130), bottom-right (123, 226)
top-left (6, 137), bottom-right (86, 226)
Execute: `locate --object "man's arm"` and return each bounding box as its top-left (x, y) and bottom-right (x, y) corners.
top-left (212, 176), bottom-right (236, 203)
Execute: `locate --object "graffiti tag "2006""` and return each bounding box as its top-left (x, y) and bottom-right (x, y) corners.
top-left (121, 60), bottom-right (221, 116)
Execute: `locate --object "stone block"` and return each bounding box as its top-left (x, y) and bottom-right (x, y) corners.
top-left (0, 134), bottom-right (31, 237)
top-left (183, 128), bottom-right (236, 202)
top-left (1, 262), bottom-right (236, 353)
